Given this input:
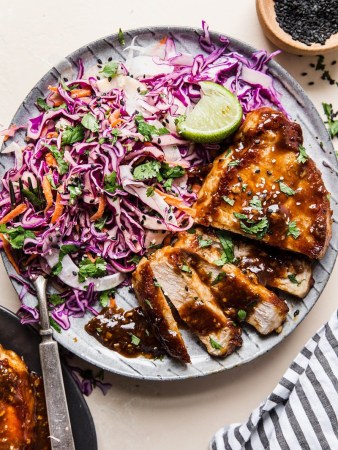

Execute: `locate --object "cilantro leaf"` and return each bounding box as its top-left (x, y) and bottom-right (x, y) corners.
top-left (239, 217), bottom-right (269, 240)
top-left (279, 181), bottom-right (295, 196)
top-left (209, 337), bottom-right (223, 350)
top-left (180, 265), bottom-right (191, 273)
top-left (133, 161), bottom-right (161, 181)
top-left (237, 309), bottom-right (247, 321)
top-left (249, 196), bottom-right (262, 210)
top-left (160, 163), bottom-right (185, 179)
top-left (118, 28), bottom-right (125, 46)
top-left (222, 196), bottom-right (235, 206)
top-left (51, 244), bottom-right (78, 276)
top-left (297, 145), bottom-right (308, 164)
top-left (228, 159), bottom-right (241, 167)
top-left (81, 113), bottom-right (99, 132)
top-left (21, 188), bottom-right (45, 210)
top-left (44, 143), bottom-right (69, 175)
top-left (197, 235), bottom-right (213, 248)
top-left (234, 212), bottom-right (248, 220)
top-left (36, 97), bottom-right (66, 112)
top-left (214, 230), bottom-right (234, 265)
top-left (146, 186), bottom-right (155, 197)
top-left (163, 178), bottom-right (173, 191)
top-left (68, 184), bottom-right (82, 204)
top-left (94, 216), bottom-right (107, 231)
top-left (131, 334), bottom-right (140, 346)
top-left (78, 257), bottom-right (107, 283)
top-left (187, 228), bottom-right (196, 234)
top-left (99, 289), bottom-right (115, 307)
top-left (49, 294), bottom-right (65, 306)
top-left (135, 114), bottom-right (169, 141)
top-left (211, 272), bottom-right (226, 285)
top-left (100, 61), bottom-right (119, 79)
top-left (0, 225), bottom-right (35, 250)
top-left (288, 274), bottom-right (300, 285)
top-left (287, 221), bottom-right (300, 239)
top-left (128, 255), bottom-right (142, 264)
top-left (50, 317), bottom-right (61, 333)
top-left (62, 124), bottom-right (85, 145)
top-left (322, 103), bottom-right (338, 138)
top-left (104, 171), bottom-right (120, 194)
top-left (145, 299), bottom-right (153, 309)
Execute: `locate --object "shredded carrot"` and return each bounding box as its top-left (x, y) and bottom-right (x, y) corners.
top-left (42, 175), bottom-right (53, 212)
top-left (51, 193), bottom-right (64, 224)
top-left (86, 253), bottom-right (96, 263)
top-left (155, 189), bottom-right (196, 217)
top-left (159, 36), bottom-right (168, 45)
top-left (109, 109), bottom-right (123, 127)
top-left (48, 85), bottom-right (58, 93)
top-left (70, 89), bottom-right (92, 99)
top-left (45, 153), bottom-right (57, 167)
top-left (191, 183), bottom-right (201, 194)
top-left (50, 92), bottom-right (64, 107)
top-left (0, 234), bottom-right (20, 273)
top-left (0, 203), bottom-right (27, 225)
top-left (46, 131), bottom-right (58, 139)
top-left (90, 196), bottom-right (106, 222)
top-left (110, 297), bottom-right (116, 308)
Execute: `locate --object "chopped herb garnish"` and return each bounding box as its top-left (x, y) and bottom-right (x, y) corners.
top-left (180, 265), bottom-right (191, 273)
top-left (288, 274), bottom-right (300, 285)
top-left (0, 225), bottom-right (35, 250)
top-left (209, 337), bottom-right (223, 350)
top-left (81, 112), bottom-right (99, 132)
top-left (44, 143), bottom-right (69, 175)
top-left (145, 299), bottom-right (153, 309)
top-left (99, 289), bottom-right (115, 307)
top-left (222, 196), bottom-right (235, 206)
top-left (118, 28), bottom-right (125, 45)
top-left (234, 212), bottom-right (248, 220)
top-left (135, 114), bottom-right (169, 141)
top-left (174, 115), bottom-right (186, 126)
top-left (153, 279), bottom-right (160, 287)
top-left (279, 181), bottom-right (296, 196)
top-left (128, 255), bottom-right (142, 264)
top-left (131, 334), bottom-right (140, 346)
top-left (133, 160), bottom-right (161, 181)
top-left (50, 317), bottom-right (61, 333)
top-left (104, 171), bottom-right (120, 194)
top-left (249, 196), bottom-right (262, 210)
top-left (297, 145), bottom-right (308, 164)
top-left (237, 309), bottom-right (247, 321)
top-left (68, 184), bottom-right (82, 204)
top-left (163, 178), bottom-right (173, 191)
top-left (146, 186), bottom-right (155, 197)
top-left (95, 216), bottom-right (108, 231)
top-left (214, 230), bottom-right (234, 266)
top-left (228, 159), bottom-right (240, 167)
top-left (211, 272), bottom-right (226, 285)
top-left (197, 235), bottom-right (213, 248)
top-left (160, 163), bottom-right (185, 179)
top-left (287, 221), bottom-right (301, 239)
top-left (51, 244), bottom-right (78, 276)
top-left (187, 228), bottom-right (196, 234)
top-left (62, 124), bottom-right (85, 145)
top-left (100, 61), bottom-right (119, 79)
top-left (78, 257), bottom-right (107, 283)
top-left (36, 97), bottom-right (66, 112)
top-left (322, 103), bottom-right (338, 138)
top-left (49, 294), bottom-right (65, 306)
top-left (242, 183), bottom-right (248, 192)
top-left (239, 217), bottom-right (269, 240)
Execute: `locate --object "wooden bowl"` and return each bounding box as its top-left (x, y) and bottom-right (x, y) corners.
top-left (256, 0), bottom-right (338, 55)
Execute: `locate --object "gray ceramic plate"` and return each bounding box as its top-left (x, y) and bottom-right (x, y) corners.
top-left (1, 27), bottom-right (338, 380)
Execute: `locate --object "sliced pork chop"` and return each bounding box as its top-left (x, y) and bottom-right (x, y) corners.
top-left (194, 107), bottom-right (332, 259)
top-left (132, 258), bottom-right (190, 363)
top-left (149, 248), bottom-right (242, 357)
top-left (181, 250), bottom-right (289, 335)
top-left (175, 227), bottom-right (313, 298)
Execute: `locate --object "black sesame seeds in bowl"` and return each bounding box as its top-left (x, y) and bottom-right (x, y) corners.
top-left (256, 0), bottom-right (338, 55)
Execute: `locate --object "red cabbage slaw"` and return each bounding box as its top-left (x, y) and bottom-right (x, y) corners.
top-left (0, 22), bottom-right (283, 330)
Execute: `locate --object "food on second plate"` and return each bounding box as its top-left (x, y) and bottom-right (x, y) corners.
top-left (194, 107), bottom-right (332, 259)
top-left (175, 227), bottom-right (313, 299)
top-left (137, 247), bottom-right (242, 357)
top-left (0, 344), bottom-right (50, 449)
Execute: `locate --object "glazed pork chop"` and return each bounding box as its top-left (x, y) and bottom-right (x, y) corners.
top-left (0, 345), bottom-right (50, 449)
top-left (194, 107), bottom-right (332, 259)
top-left (132, 258), bottom-right (190, 363)
top-left (148, 247), bottom-right (242, 357)
top-left (175, 227), bottom-right (313, 298)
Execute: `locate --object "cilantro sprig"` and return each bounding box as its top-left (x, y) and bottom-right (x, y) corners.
top-left (78, 257), bottom-right (107, 283)
top-left (0, 225), bottom-right (35, 250)
top-left (135, 114), bottom-right (169, 141)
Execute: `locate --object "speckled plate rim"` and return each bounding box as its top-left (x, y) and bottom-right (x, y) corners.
top-left (1, 26), bottom-right (338, 381)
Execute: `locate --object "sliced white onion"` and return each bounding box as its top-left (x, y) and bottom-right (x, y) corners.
top-left (45, 251), bottom-right (126, 292)
top-left (241, 66), bottom-right (273, 89)
top-left (1, 141), bottom-right (20, 154)
top-left (124, 55), bottom-right (173, 78)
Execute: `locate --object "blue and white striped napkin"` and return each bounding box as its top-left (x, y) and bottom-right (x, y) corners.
top-left (210, 310), bottom-right (338, 450)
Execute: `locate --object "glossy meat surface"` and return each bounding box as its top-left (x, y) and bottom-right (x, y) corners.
top-left (195, 107), bottom-right (332, 259)
top-left (132, 258), bottom-right (190, 363)
top-left (175, 227), bottom-right (313, 298)
top-left (149, 248), bottom-right (242, 357)
top-left (0, 345), bottom-right (50, 450)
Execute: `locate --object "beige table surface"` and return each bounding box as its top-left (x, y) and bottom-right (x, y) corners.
top-left (0, 1), bottom-right (338, 449)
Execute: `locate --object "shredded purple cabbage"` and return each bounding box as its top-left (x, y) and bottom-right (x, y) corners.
top-left (0, 22), bottom-right (284, 329)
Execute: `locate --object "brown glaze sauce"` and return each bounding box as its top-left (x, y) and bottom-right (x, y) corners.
top-left (85, 306), bottom-right (165, 359)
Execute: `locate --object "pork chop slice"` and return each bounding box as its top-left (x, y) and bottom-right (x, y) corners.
top-left (194, 107), bottom-right (332, 259)
top-left (175, 227), bottom-right (313, 298)
top-left (132, 258), bottom-right (190, 363)
top-left (149, 248), bottom-right (242, 357)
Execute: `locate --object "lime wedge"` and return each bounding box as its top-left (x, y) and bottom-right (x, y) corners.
top-left (177, 81), bottom-right (243, 144)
